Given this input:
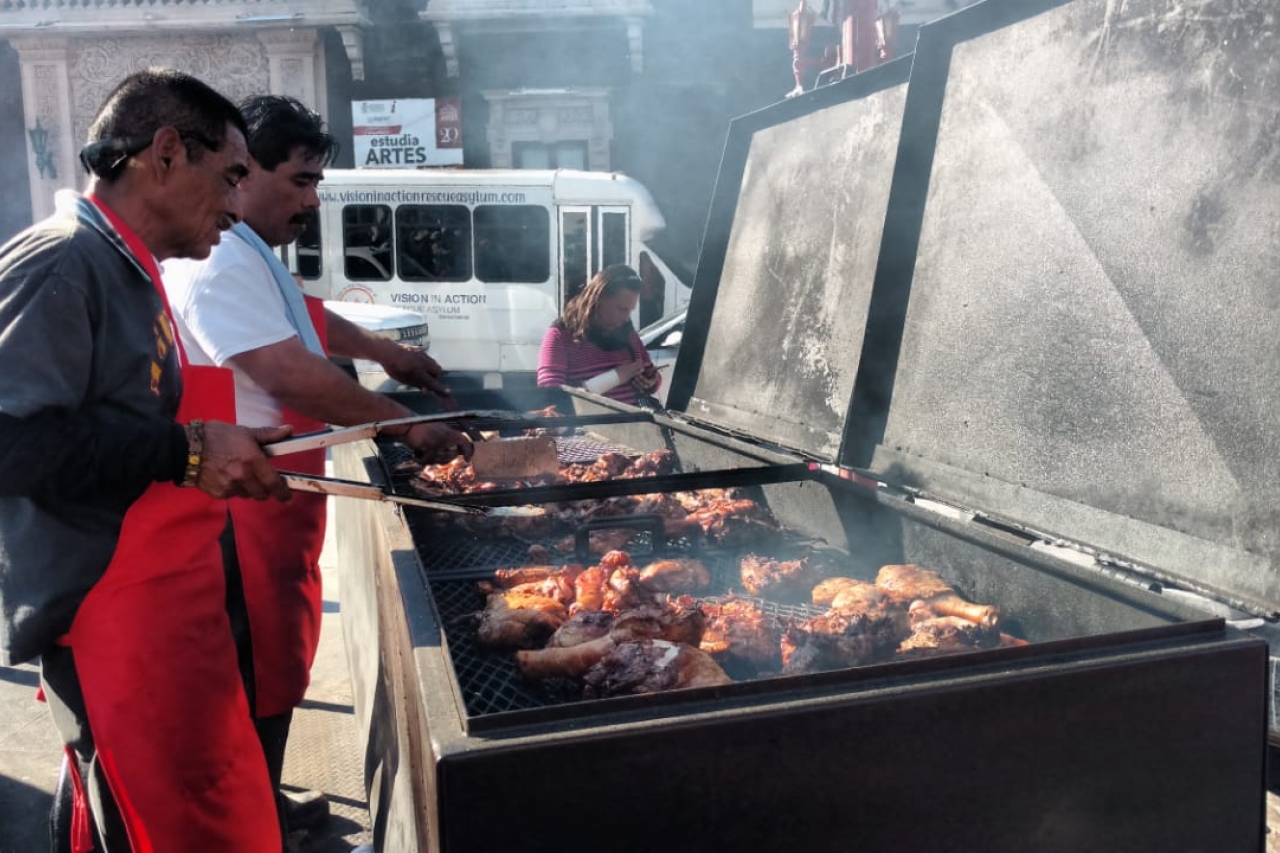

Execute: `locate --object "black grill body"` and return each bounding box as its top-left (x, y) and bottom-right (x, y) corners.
top-left (331, 0), bottom-right (1279, 848)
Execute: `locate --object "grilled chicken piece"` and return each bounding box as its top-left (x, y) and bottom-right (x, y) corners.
top-left (612, 599), bottom-right (706, 647)
top-left (488, 565), bottom-right (563, 588)
top-left (482, 565), bottom-right (585, 606)
top-left (476, 591), bottom-right (568, 649)
top-left (627, 449), bottom-right (677, 477)
top-left (571, 565), bottom-right (609, 613)
top-left (899, 615), bottom-right (1000, 656)
top-left (812, 577), bottom-right (883, 610)
top-left (740, 554), bottom-right (826, 602)
top-left (780, 602), bottom-right (911, 675)
top-left (603, 567), bottom-right (657, 612)
top-left (638, 558), bottom-right (712, 594)
top-left (518, 635), bottom-right (616, 680)
top-left (582, 640), bottom-right (732, 697)
top-left (547, 609), bottom-right (615, 647)
top-left (699, 597), bottom-right (783, 671)
top-left (876, 563), bottom-right (1000, 628)
top-left (506, 576), bottom-right (577, 606)
top-left (517, 601), bottom-right (706, 680)
top-left (671, 498), bottom-right (778, 546)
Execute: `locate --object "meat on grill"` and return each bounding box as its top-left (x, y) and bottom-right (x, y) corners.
top-left (669, 498), bottom-right (779, 546)
top-left (602, 565), bottom-right (657, 612)
top-left (637, 558), bottom-right (712, 594)
top-left (780, 580), bottom-right (912, 675)
top-left (476, 591), bottom-right (568, 650)
top-left (522, 404), bottom-right (571, 436)
top-left (875, 564), bottom-right (1000, 628)
top-left (571, 564), bottom-right (609, 613)
top-left (517, 600), bottom-right (706, 681)
top-left (486, 565), bottom-right (565, 588)
top-left (480, 564), bottom-right (585, 606)
top-left (898, 615), bottom-right (1001, 656)
top-left (812, 577), bottom-right (885, 610)
top-left (740, 553), bottom-right (826, 602)
top-left (699, 597), bottom-right (783, 672)
top-left (582, 640), bottom-right (732, 697)
top-left (416, 448), bottom-right (677, 496)
top-left (547, 609), bottom-right (615, 648)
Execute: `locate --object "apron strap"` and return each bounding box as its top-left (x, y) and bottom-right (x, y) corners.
top-left (85, 194), bottom-right (190, 370)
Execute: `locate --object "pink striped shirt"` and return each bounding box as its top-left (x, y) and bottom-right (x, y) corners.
top-left (537, 325), bottom-right (660, 405)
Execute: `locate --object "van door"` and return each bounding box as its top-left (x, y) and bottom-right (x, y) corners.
top-left (558, 205), bottom-right (631, 309)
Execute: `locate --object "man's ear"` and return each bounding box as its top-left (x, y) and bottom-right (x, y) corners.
top-left (149, 126), bottom-right (185, 176)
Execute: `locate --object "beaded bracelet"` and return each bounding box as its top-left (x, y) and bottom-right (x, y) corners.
top-left (180, 419), bottom-right (204, 489)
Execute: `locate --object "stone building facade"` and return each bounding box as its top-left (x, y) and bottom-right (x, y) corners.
top-left (0, 0), bottom-right (966, 265)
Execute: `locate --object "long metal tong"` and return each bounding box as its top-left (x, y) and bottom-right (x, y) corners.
top-left (280, 473), bottom-right (544, 518)
top-left (263, 411), bottom-right (545, 518)
top-left (261, 410), bottom-right (513, 458)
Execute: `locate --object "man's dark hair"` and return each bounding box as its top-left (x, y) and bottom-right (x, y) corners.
top-left (81, 68), bottom-right (246, 181)
top-left (238, 95), bottom-right (340, 171)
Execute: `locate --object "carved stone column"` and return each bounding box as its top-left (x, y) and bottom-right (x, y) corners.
top-left (624, 16), bottom-right (645, 73)
top-left (433, 22), bottom-right (458, 78)
top-left (256, 28), bottom-right (327, 116)
top-left (10, 36), bottom-right (75, 222)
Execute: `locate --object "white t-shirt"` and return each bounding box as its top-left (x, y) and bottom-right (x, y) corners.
top-left (162, 233), bottom-right (298, 427)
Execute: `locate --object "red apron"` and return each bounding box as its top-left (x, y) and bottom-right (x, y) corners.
top-left (62, 200), bottom-right (279, 852)
top-left (230, 295), bottom-right (329, 718)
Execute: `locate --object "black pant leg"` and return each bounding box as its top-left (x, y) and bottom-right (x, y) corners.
top-left (40, 646), bottom-right (127, 853)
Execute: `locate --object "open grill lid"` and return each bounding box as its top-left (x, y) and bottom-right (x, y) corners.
top-left (841, 0), bottom-right (1280, 615)
top-left (667, 57), bottom-right (913, 463)
top-left (676, 0), bottom-right (1280, 615)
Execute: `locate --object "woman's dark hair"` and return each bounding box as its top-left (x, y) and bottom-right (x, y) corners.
top-left (81, 68), bottom-right (246, 181)
top-left (238, 95), bottom-right (340, 171)
top-left (556, 264), bottom-right (643, 341)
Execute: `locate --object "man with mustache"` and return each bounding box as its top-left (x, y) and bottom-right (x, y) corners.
top-left (162, 95), bottom-right (471, 846)
top-left (0, 68), bottom-right (294, 852)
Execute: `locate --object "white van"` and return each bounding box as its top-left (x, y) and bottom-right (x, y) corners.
top-left (283, 168), bottom-right (692, 399)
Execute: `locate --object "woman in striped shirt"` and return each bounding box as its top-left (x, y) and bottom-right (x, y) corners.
top-left (537, 264), bottom-right (661, 406)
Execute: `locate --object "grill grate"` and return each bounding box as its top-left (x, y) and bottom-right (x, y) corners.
top-left (431, 564), bottom-right (827, 719)
top-left (433, 578), bottom-right (582, 714)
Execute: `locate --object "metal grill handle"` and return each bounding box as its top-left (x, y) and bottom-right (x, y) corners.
top-left (574, 513), bottom-right (669, 563)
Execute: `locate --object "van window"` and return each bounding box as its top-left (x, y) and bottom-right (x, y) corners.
top-left (561, 209), bottom-right (589, 305)
top-left (343, 204), bottom-right (393, 281)
top-left (296, 209), bottom-right (322, 280)
top-left (474, 205), bottom-right (550, 283)
top-left (396, 204), bottom-right (471, 282)
top-left (601, 210), bottom-right (628, 268)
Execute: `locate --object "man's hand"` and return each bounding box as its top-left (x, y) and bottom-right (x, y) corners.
top-left (196, 421), bottom-right (293, 502)
top-left (382, 344), bottom-right (451, 398)
top-left (404, 422), bottom-right (474, 465)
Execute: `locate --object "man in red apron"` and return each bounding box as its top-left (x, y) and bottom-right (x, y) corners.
top-left (0, 69), bottom-right (295, 852)
top-left (162, 94), bottom-right (471, 845)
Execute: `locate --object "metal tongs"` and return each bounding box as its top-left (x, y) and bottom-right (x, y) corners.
top-left (263, 411), bottom-right (545, 518)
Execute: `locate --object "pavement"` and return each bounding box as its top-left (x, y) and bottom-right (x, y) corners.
top-left (0, 484), bottom-right (372, 853)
